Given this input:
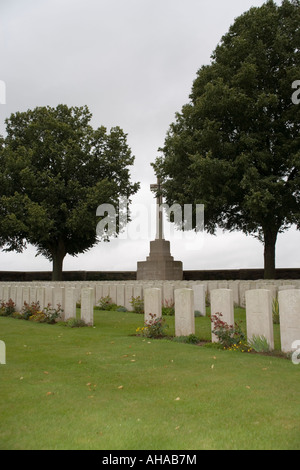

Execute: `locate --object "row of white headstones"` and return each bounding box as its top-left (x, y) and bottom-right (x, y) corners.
top-left (144, 286), bottom-right (300, 354)
top-left (0, 281), bottom-right (299, 353)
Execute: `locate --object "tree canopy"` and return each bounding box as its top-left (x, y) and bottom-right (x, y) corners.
top-left (153, 0), bottom-right (300, 278)
top-left (0, 104), bottom-right (139, 280)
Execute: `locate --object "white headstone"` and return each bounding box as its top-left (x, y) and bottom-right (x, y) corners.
top-left (117, 284), bottom-right (125, 308)
top-left (64, 287), bottom-right (77, 321)
top-left (81, 287), bottom-right (94, 326)
top-left (175, 288), bottom-right (195, 337)
top-left (125, 284), bottom-right (134, 311)
top-left (36, 287), bottom-right (45, 310)
top-left (109, 284), bottom-right (117, 304)
top-left (245, 289), bottom-right (274, 350)
top-left (210, 289), bottom-right (234, 343)
top-left (2, 285), bottom-right (10, 303)
top-left (44, 286), bottom-right (54, 308)
top-left (278, 289), bottom-right (300, 353)
top-left (22, 286), bottom-right (30, 306)
top-left (144, 288), bottom-right (162, 324)
top-left (192, 284), bottom-right (206, 316)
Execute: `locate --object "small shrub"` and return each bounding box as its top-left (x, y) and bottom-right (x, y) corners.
top-left (29, 312), bottom-right (47, 323)
top-left (21, 301), bottom-right (42, 321)
top-left (173, 334), bottom-right (200, 344)
top-left (65, 318), bottom-right (87, 328)
top-left (98, 296), bottom-right (118, 311)
top-left (0, 299), bottom-right (16, 317)
top-left (194, 310), bottom-right (202, 317)
top-left (116, 306), bottom-right (128, 312)
top-left (248, 335), bottom-right (270, 353)
top-left (130, 296), bottom-right (144, 314)
top-left (12, 311), bottom-right (23, 319)
top-left (136, 313), bottom-right (168, 338)
top-left (43, 303), bottom-right (63, 324)
top-left (162, 299), bottom-right (175, 316)
top-left (21, 301), bottom-right (63, 324)
top-left (211, 312), bottom-right (246, 349)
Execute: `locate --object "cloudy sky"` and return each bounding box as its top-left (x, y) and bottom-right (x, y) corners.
top-left (1, 0), bottom-right (299, 273)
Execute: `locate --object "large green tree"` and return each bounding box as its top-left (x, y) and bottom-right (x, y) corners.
top-left (153, 0), bottom-right (300, 278)
top-left (0, 104), bottom-right (139, 280)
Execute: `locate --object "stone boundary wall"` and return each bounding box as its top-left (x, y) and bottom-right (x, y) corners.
top-left (0, 267), bottom-right (300, 281)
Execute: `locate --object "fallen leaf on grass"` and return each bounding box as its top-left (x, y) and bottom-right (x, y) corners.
top-left (46, 392), bottom-right (53, 396)
top-left (175, 397), bottom-right (180, 401)
top-left (211, 364), bottom-right (215, 369)
top-left (246, 386), bottom-right (251, 389)
top-left (118, 386), bottom-right (124, 390)
top-left (44, 371), bottom-right (49, 375)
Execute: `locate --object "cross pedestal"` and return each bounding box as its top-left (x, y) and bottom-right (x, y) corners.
top-left (136, 178), bottom-right (183, 281)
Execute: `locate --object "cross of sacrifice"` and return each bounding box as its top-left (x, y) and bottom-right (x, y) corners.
top-left (150, 177), bottom-right (164, 240)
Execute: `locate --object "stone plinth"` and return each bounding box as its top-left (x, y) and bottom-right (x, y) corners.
top-left (137, 239), bottom-right (183, 281)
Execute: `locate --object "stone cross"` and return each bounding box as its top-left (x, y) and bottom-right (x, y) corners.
top-left (150, 177), bottom-right (164, 240)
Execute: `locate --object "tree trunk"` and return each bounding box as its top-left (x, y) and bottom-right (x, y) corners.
top-left (51, 239), bottom-right (66, 281)
top-left (263, 228), bottom-right (278, 279)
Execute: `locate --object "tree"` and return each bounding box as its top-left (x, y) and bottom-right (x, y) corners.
top-left (0, 104), bottom-right (139, 280)
top-left (153, 0), bottom-right (300, 279)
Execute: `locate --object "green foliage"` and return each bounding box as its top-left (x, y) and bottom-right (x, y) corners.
top-left (162, 299), bottom-right (175, 316)
top-left (136, 313), bottom-right (168, 338)
top-left (0, 298), bottom-right (16, 317)
top-left (65, 318), bottom-right (87, 328)
top-left (116, 306), bottom-right (128, 312)
top-left (130, 296), bottom-right (144, 314)
top-left (0, 104), bottom-right (139, 280)
top-left (97, 296), bottom-right (118, 311)
top-left (173, 334), bottom-right (201, 344)
top-left (248, 335), bottom-right (271, 353)
top-left (211, 312), bottom-right (246, 349)
top-left (20, 301), bottom-right (63, 324)
top-left (153, 0), bottom-right (300, 279)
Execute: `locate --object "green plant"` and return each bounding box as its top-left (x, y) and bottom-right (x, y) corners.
top-left (21, 301), bottom-right (42, 321)
top-left (173, 334), bottom-right (200, 344)
top-left (65, 318), bottom-right (87, 328)
top-left (136, 313), bottom-right (168, 338)
top-left (248, 335), bottom-right (271, 353)
top-left (98, 296), bottom-right (118, 311)
top-left (130, 296), bottom-right (144, 314)
top-left (43, 303), bottom-right (64, 324)
top-left (162, 299), bottom-right (175, 316)
top-left (0, 299), bottom-right (16, 317)
top-left (20, 301), bottom-right (63, 324)
top-left (272, 298), bottom-right (280, 324)
top-left (211, 312), bottom-right (246, 349)
top-left (116, 306), bottom-right (128, 312)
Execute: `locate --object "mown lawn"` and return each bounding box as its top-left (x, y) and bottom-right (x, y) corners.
top-left (0, 308), bottom-right (299, 450)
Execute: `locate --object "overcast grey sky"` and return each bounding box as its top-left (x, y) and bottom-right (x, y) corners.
top-left (1, 0), bottom-right (299, 273)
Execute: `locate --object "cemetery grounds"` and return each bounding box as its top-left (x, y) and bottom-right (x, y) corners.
top-left (0, 306), bottom-right (299, 450)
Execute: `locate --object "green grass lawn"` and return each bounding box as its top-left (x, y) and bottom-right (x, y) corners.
top-left (0, 308), bottom-right (299, 450)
